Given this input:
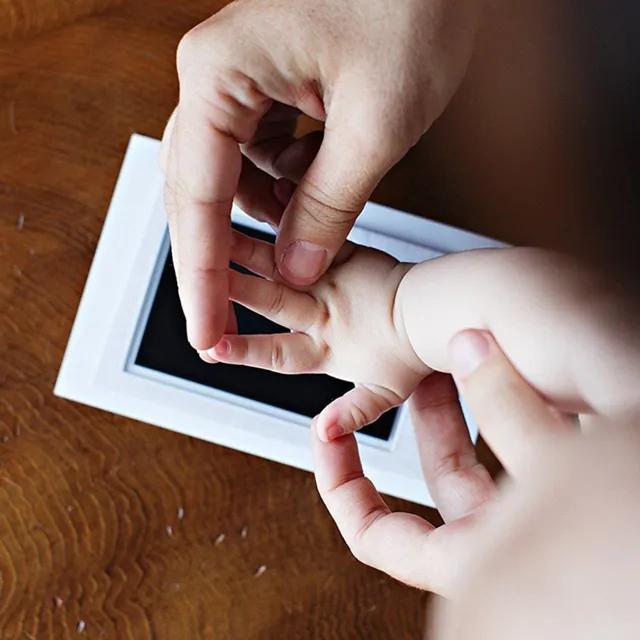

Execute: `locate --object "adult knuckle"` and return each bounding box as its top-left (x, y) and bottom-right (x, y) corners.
top-left (323, 469), bottom-right (363, 499)
top-left (177, 19), bottom-right (232, 83)
top-left (296, 183), bottom-right (361, 233)
top-left (200, 74), bottom-right (264, 144)
top-left (413, 374), bottom-right (458, 412)
top-left (178, 259), bottom-right (227, 283)
top-left (348, 503), bottom-right (387, 565)
top-left (432, 450), bottom-right (478, 481)
top-left (176, 27), bottom-right (202, 78)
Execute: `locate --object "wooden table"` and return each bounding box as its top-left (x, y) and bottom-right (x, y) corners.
top-left (0, 1), bottom-right (586, 638)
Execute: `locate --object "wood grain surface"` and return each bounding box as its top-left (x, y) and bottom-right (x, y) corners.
top-left (0, 0), bottom-right (124, 39)
top-left (0, 1), bottom-right (587, 638)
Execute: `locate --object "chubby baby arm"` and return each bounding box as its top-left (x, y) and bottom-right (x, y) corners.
top-left (397, 247), bottom-right (640, 418)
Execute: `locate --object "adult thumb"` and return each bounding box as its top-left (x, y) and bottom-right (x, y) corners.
top-left (274, 113), bottom-right (397, 285)
top-left (449, 330), bottom-right (575, 478)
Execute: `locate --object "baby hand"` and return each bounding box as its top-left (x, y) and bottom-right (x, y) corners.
top-left (210, 230), bottom-right (429, 441)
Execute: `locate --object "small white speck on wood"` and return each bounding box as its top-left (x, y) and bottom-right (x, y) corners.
top-left (214, 533), bottom-right (225, 545)
top-left (2, 436), bottom-right (9, 443)
top-left (254, 565), bottom-right (267, 578)
top-left (17, 214), bottom-right (24, 230)
top-left (54, 596), bottom-right (64, 608)
top-left (166, 525), bottom-right (173, 537)
top-left (76, 620), bottom-right (85, 634)
top-left (240, 526), bottom-right (248, 539)
top-left (177, 506), bottom-right (184, 520)
top-left (66, 506), bottom-right (73, 513)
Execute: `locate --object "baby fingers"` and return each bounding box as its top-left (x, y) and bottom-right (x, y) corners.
top-left (317, 384), bottom-right (405, 442)
top-left (230, 229), bottom-right (278, 280)
top-left (229, 270), bottom-right (317, 331)
top-left (210, 332), bottom-right (323, 374)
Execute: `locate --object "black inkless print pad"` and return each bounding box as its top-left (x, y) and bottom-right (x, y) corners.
top-left (135, 223), bottom-right (398, 442)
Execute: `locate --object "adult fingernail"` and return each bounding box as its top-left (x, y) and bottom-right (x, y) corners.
top-left (280, 241), bottom-right (327, 282)
top-left (450, 330), bottom-right (492, 379)
top-left (274, 178), bottom-right (296, 206)
top-left (325, 424), bottom-right (345, 442)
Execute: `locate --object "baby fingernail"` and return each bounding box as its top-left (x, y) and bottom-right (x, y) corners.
top-left (450, 330), bottom-right (492, 379)
top-left (280, 241), bottom-right (327, 283)
top-left (325, 424), bottom-right (345, 441)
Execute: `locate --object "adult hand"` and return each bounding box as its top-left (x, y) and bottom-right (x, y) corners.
top-left (312, 330), bottom-right (576, 595)
top-left (160, 0), bottom-right (484, 350)
top-left (434, 413), bottom-right (640, 639)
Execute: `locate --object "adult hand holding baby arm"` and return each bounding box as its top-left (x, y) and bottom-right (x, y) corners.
top-left (398, 248), bottom-right (640, 420)
top-left (212, 243), bottom-right (569, 594)
top-left (159, 0), bottom-right (484, 350)
top-left (212, 234), bottom-right (640, 593)
top-left (313, 329), bottom-right (574, 593)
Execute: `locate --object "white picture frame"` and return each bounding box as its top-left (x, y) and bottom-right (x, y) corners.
top-left (55, 134), bottom-right (506, 506)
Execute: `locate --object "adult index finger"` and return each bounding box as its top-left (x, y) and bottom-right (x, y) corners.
top-left (165, 32), bottom-right (272, 349)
